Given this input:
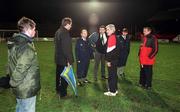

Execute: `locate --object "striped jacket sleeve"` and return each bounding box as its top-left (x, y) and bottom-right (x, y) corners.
top-left (149, 36), bottom-right (158, 59)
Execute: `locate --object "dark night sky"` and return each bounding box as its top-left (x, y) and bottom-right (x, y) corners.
top-left (0, 0), bottom-right (180, 36)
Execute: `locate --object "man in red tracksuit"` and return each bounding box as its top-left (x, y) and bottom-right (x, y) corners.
top-left (139, 27), bottom-right (158, 90)
top-left (104, 24), bottom-right (120, 96)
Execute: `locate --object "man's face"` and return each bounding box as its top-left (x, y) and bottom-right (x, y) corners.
top-left (143, 28), bottom-right (151, 36)
top-left (122, 31), bottom-right (128, 36)
top-left (81, 29), bottom-right (88, 39)
top-left (27, 27), bottom-right (36, 38)
top-left (106, 27), bottom-right (114, 36)
top-left (99, 27), bottom-right (106, 34)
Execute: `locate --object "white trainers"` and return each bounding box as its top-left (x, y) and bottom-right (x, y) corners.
top-left (104, 91), bottom-right (117, 96)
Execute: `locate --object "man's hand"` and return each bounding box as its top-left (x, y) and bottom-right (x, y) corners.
top-left (77, 61), bottom-right (80, 63)
top-left (141, 64), bottom-right (143, 68)
top-left (107, 62), bottom-right (111, 67)
top-left (67, 62), bottom-right (70, 67)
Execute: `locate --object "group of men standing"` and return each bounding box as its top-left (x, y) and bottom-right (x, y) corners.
top-left (7, 16), bottom-right (158, 112)
top-left (74, 25), bottom-right (132, 96)
top-left (54, 18), bottom-right (132, 97)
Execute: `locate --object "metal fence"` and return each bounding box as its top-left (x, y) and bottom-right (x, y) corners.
top-left (0, 29), bottom-right (39, 42)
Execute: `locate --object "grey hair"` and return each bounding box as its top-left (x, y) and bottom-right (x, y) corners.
top-left (106, 24), bottom-right (116, 32)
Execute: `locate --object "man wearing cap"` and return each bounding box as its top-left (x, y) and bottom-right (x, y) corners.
top-left (117, 28), bottom-right (131, 78)
top-left (138, 27), bottom-right (158, 90)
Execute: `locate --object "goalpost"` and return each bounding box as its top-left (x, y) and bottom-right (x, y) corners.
top-left (0, 29), bottom-right (18, 42)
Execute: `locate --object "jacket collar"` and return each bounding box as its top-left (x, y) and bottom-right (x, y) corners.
top-left (81, 37), bottom-right (87, 41)
top-left (20, 33), bottom-right (33, 42)
top-left (146, 34), bottom-right (153, 38)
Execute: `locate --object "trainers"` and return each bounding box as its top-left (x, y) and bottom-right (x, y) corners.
top-left (101, 76), bottom-right (108, 80)
top-left (77, 81), bottom-right (83, 86)
top-left (104, 91), bottom-right (117, 96)
top-left (107, 89), bottom-right (118, 94)
top-left (83, 79), bottom-right (91, 83)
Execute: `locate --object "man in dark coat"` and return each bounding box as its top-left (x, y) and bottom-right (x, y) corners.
top-left (94, 25), bottom-right (108, 81)
top-left (117, 28), bottom-right (131, 78)
top-left (54, 17), bottom-right (74, 98)
top-left (75, 29), bottom-right (93, 86)
top-left (139, 27), bottom-right (158, 90)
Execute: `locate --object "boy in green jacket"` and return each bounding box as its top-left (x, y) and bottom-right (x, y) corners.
top-left (7, 17), bottom-right (41, 112)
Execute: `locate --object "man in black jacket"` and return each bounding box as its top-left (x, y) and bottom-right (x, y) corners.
top-left (117, 28), bottom-right (131, 78)
top-left (94, 25), bottom-right (108, 81)
top-left (54, 17), bottom-right (74, 98)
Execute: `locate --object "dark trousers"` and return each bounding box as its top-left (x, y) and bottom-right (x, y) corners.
top-left (94, 51), bottom-right (105, 78)
top-left (139, 65), bottom-right (153, 88)
top-left (56, 64), bottom-right (68, 97)
top-left (107, 60), bottom-right (118, 93)
top-left (77, 60), bottom-right (90, 79)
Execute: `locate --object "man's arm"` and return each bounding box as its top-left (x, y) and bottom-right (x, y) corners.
top-left (149, 36), bottom-right (158, 59)
top-left (75, 40), bottom-right (80, 62)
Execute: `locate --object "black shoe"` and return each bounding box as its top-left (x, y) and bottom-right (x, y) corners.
top-left (144, 86), bottom-right (152, 90)
top-left (59, 92), bottom-right (67, 98)
top-left (60, 94), bottom-right (71, 99)
top-left (137, 84), bottom-right (145, 88)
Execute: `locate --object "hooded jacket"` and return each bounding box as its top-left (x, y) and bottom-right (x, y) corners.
top-left (7, 33), bottom-right (41, 99)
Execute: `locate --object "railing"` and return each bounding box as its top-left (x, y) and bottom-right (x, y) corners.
top-left (0, 29), bottom-right (39, 42)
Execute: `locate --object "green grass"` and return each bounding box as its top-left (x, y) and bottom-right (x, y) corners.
top-left (0, 41), bottom-right (180, 112)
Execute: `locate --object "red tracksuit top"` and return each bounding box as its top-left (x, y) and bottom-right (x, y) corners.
top-left (139, 34), bottom-right (158, 65)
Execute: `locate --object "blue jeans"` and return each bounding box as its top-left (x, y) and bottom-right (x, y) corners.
top-left (16, 96), bottom-right (36, 112)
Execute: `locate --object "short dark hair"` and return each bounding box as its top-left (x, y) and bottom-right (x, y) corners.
top-left (17, 17), bottom-right (36, 32)
top-left (99, 25), bottom-right (106, 29)
top-left (81, 28), bottom-right (88, 33)
top-left (143, 27), bottom-right (152, 32)
top-left (122, 28), bottom-right (128, 32)
top-left (61, 17), bottom-right (72, 26)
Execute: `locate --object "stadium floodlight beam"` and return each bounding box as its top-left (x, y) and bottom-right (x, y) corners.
top-left (90, 0), bottom-right (100, 8)
top-left (78, 0), bottom-right (106, 13)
